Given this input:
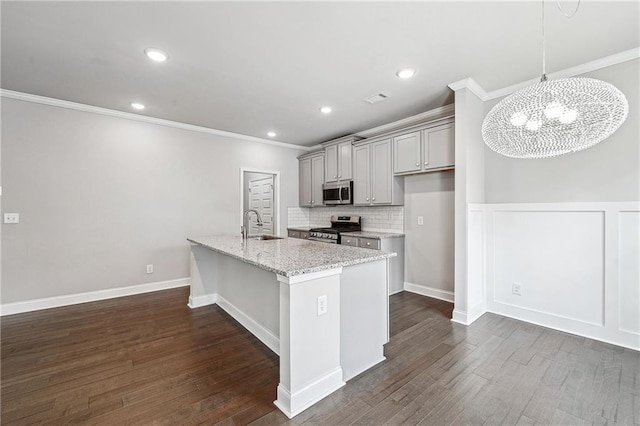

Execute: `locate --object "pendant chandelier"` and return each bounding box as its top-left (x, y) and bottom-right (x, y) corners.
top-left (482, 1), bottom-right (629, 159)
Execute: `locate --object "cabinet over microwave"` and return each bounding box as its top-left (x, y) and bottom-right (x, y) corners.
top-left (322, 181), bottom-right (353, 205)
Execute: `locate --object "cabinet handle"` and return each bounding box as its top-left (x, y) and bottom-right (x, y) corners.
top-left (424, 162), bottom-right (428, 166)
top-left (334, 175), bottom-right (337, 178)
top-left (372, 197), bottom-right (376, 201)
top-left (366, 242), bottom-right (371, 246)
top-left (415, 162), bottom-right (419, 167)
top-left (338, 175), bottom-right (341, 178)
top-left (366, 197), bottom-right (369, 201)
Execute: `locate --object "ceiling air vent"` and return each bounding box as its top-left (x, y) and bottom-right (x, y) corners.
top-left (363, 92), bottom-right (390, 104)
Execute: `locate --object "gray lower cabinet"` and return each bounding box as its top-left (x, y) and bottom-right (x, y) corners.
top-left (287, 229), bottom-right (310, 239)
top-left (340, 235), bottom-right (404, 295)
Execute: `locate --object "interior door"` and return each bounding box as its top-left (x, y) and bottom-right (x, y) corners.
top-left (248, 176), bottom-right (274, 235)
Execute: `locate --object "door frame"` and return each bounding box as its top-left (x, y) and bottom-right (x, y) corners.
top-left (239, 167), bottom-right (280, 236)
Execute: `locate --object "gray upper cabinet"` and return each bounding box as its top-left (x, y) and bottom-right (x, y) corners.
top-left (393, 122), bottom-right (455, 176)
top-left (323, 137), bottom-right (357, 183)
top-left (298, 152), bottom-right (324, 207)
top-left (353, 139), bottom-right (403, 206)
top-left (393, 131), bottom-right (421, 174)
top-left (353, 144), bottom-right (371, 205)
top-left (423, 123), bottom-right (455, 171)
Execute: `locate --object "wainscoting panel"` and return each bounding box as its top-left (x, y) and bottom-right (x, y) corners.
top-left (619, 211), bottom-right (640, 336)
top-left (479, 202), bottom-right (639, 350)
top-left (493, 210), bottom-right (605, 326)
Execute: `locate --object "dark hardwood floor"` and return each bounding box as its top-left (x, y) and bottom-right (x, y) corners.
top-left (1, 287), bottom-right (638, 425)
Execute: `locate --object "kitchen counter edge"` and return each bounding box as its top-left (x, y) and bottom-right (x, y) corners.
top-left (187, 235), bottom-right (396, 278)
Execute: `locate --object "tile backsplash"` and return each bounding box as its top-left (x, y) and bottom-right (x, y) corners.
top-left (287, 206), bottom-right (404, 233)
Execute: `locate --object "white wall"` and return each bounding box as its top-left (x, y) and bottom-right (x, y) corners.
top-left (403, 171), bottom-right (454, 299)
top-left (1, 98), bottom-right (303, 306)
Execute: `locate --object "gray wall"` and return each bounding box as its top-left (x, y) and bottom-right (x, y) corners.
top-left (484, 58), bottom-right (639, 202)
top-left (403, 171), bottom-right (455, 293)
top-left (1, 98), bottom-right (304, 304)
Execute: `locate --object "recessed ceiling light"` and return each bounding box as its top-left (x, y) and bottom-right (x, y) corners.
top-left (396, 68), bottom-right (416, 79)
top-left (267, 131), bottom-right (277, 138)
top-left (144, 48), bottom-right (168, 62)
top-left (130, 102), bottom-right (146, 110)
top-left (320, 106), bottom-right (332, 114)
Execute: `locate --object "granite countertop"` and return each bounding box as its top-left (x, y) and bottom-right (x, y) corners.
top-left (340, 231), bottom-right (405, 239)
top-left (287, 227), bottom-right (312, 232)
top-left (187, 235), bottom-right (396, 277)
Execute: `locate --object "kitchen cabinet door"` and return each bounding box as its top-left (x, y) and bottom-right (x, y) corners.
top-left (353, 144), bottom-right (371, 205)
top-left (337, 141), bottom-right (353, 180)
top-left (298, 153), bottom-right (324, 207)
top-left (311, 154), bottom-right (324, 206)
top-left (423, 124), bottom-right (454, 171)
top-left (299, 157), bottom-right (312, 207)
top-left (393, 131), bottom-right (421, 174)
top-left (371, 139), bottom-right (392, 205)
top-left (324, 144), bottom-right (338, 183)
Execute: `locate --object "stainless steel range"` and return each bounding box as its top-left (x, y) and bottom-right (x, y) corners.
top-left (309, 215), bottom-right (361, 244)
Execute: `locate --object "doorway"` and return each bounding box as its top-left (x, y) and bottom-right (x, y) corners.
top-left (240, 168), bottom-right (280, 236)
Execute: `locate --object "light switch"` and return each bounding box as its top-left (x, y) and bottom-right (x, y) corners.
top-left (417, 216), bottom-right (424, 225)
top-left (4, 213), bottom-right (19, 224)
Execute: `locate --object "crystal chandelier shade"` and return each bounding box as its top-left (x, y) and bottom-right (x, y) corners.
top-left (482, 77), bottom-right (629, 159)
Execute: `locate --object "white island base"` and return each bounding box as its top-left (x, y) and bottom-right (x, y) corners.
top-left (188, 242), bottom-right (390, 418)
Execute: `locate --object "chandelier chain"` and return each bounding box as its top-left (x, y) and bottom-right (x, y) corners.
top-left (556, 0), bottom-right (581, 19)
top-left (542, 0), bottom-right (546, 79)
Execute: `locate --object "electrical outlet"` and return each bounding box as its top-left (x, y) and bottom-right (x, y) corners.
top-left (4, 213), bottom-right (19, 224)
top-left (417, 216), bottom-right (424, 226)
top-left (146, 264), bottom-right (154, 274)
top-left (317, 295), bottom-right (327, 316)
top-left (512, 282), bottom-right (522, 296)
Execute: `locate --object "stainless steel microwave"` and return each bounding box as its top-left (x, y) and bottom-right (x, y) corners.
top-left (322, 181), bottom-right (353, 205)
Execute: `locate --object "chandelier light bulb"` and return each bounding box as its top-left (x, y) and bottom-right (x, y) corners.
top-left (559, 109), bottom-right (578, 124)
top-left (510, 112), bottom-right (528, 126)
top-left (544, 101), bottom-right (565, 119)
top-left (525, 119), bottom-right (542, 131)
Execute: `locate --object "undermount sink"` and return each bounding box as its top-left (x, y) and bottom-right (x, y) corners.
top-left (248, 235), bottom-right (284, 241)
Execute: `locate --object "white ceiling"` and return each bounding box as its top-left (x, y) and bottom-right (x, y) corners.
top-left (2, 1), bottom-right (638, 146)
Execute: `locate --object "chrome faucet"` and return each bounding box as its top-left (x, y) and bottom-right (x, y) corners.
top-left (241, 209), bottom-right (263, 239)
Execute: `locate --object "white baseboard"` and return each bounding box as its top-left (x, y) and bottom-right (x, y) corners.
top-left (216, 295), bottom-right (280, 355)
top-left (188, 293), bottom-right (218, 309)
top-left (274, 367), bottom-right (345, 419)
top-left (404, 282), bottom-right (455, 303)
top-left (0, 278), bottom-right (190, 316)
top-left (451, 309), bottom-right (470, 325)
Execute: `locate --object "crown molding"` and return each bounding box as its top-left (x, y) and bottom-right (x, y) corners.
top-left (355, 104), bottom-right (456, 139)
top-left (484, 47), bottom-right (640, 101)
top-left (0, 89), bottom-right (312, 152)
top-left (447, 78), bottom-right (489, 101)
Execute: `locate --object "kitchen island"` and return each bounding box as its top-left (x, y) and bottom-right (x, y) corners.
top-left (187, 235), bottom-right (396, 418)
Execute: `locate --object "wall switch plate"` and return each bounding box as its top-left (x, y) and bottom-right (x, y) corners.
top-left (417, 216), bottom-right (424, 225)
top-left (512, 282), bottom-right (522, 296)
top-left (146, 264), bottom-right (154, 274)
top-left (317, 295), bottom-right (327, 316)
top-left (4, 213), bottom-right (19, 224)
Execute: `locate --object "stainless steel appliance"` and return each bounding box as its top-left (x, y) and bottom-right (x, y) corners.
top-left (322, 181), bottom-right (353, 205)
top-left (309, 215), bottom-right (361, 244)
